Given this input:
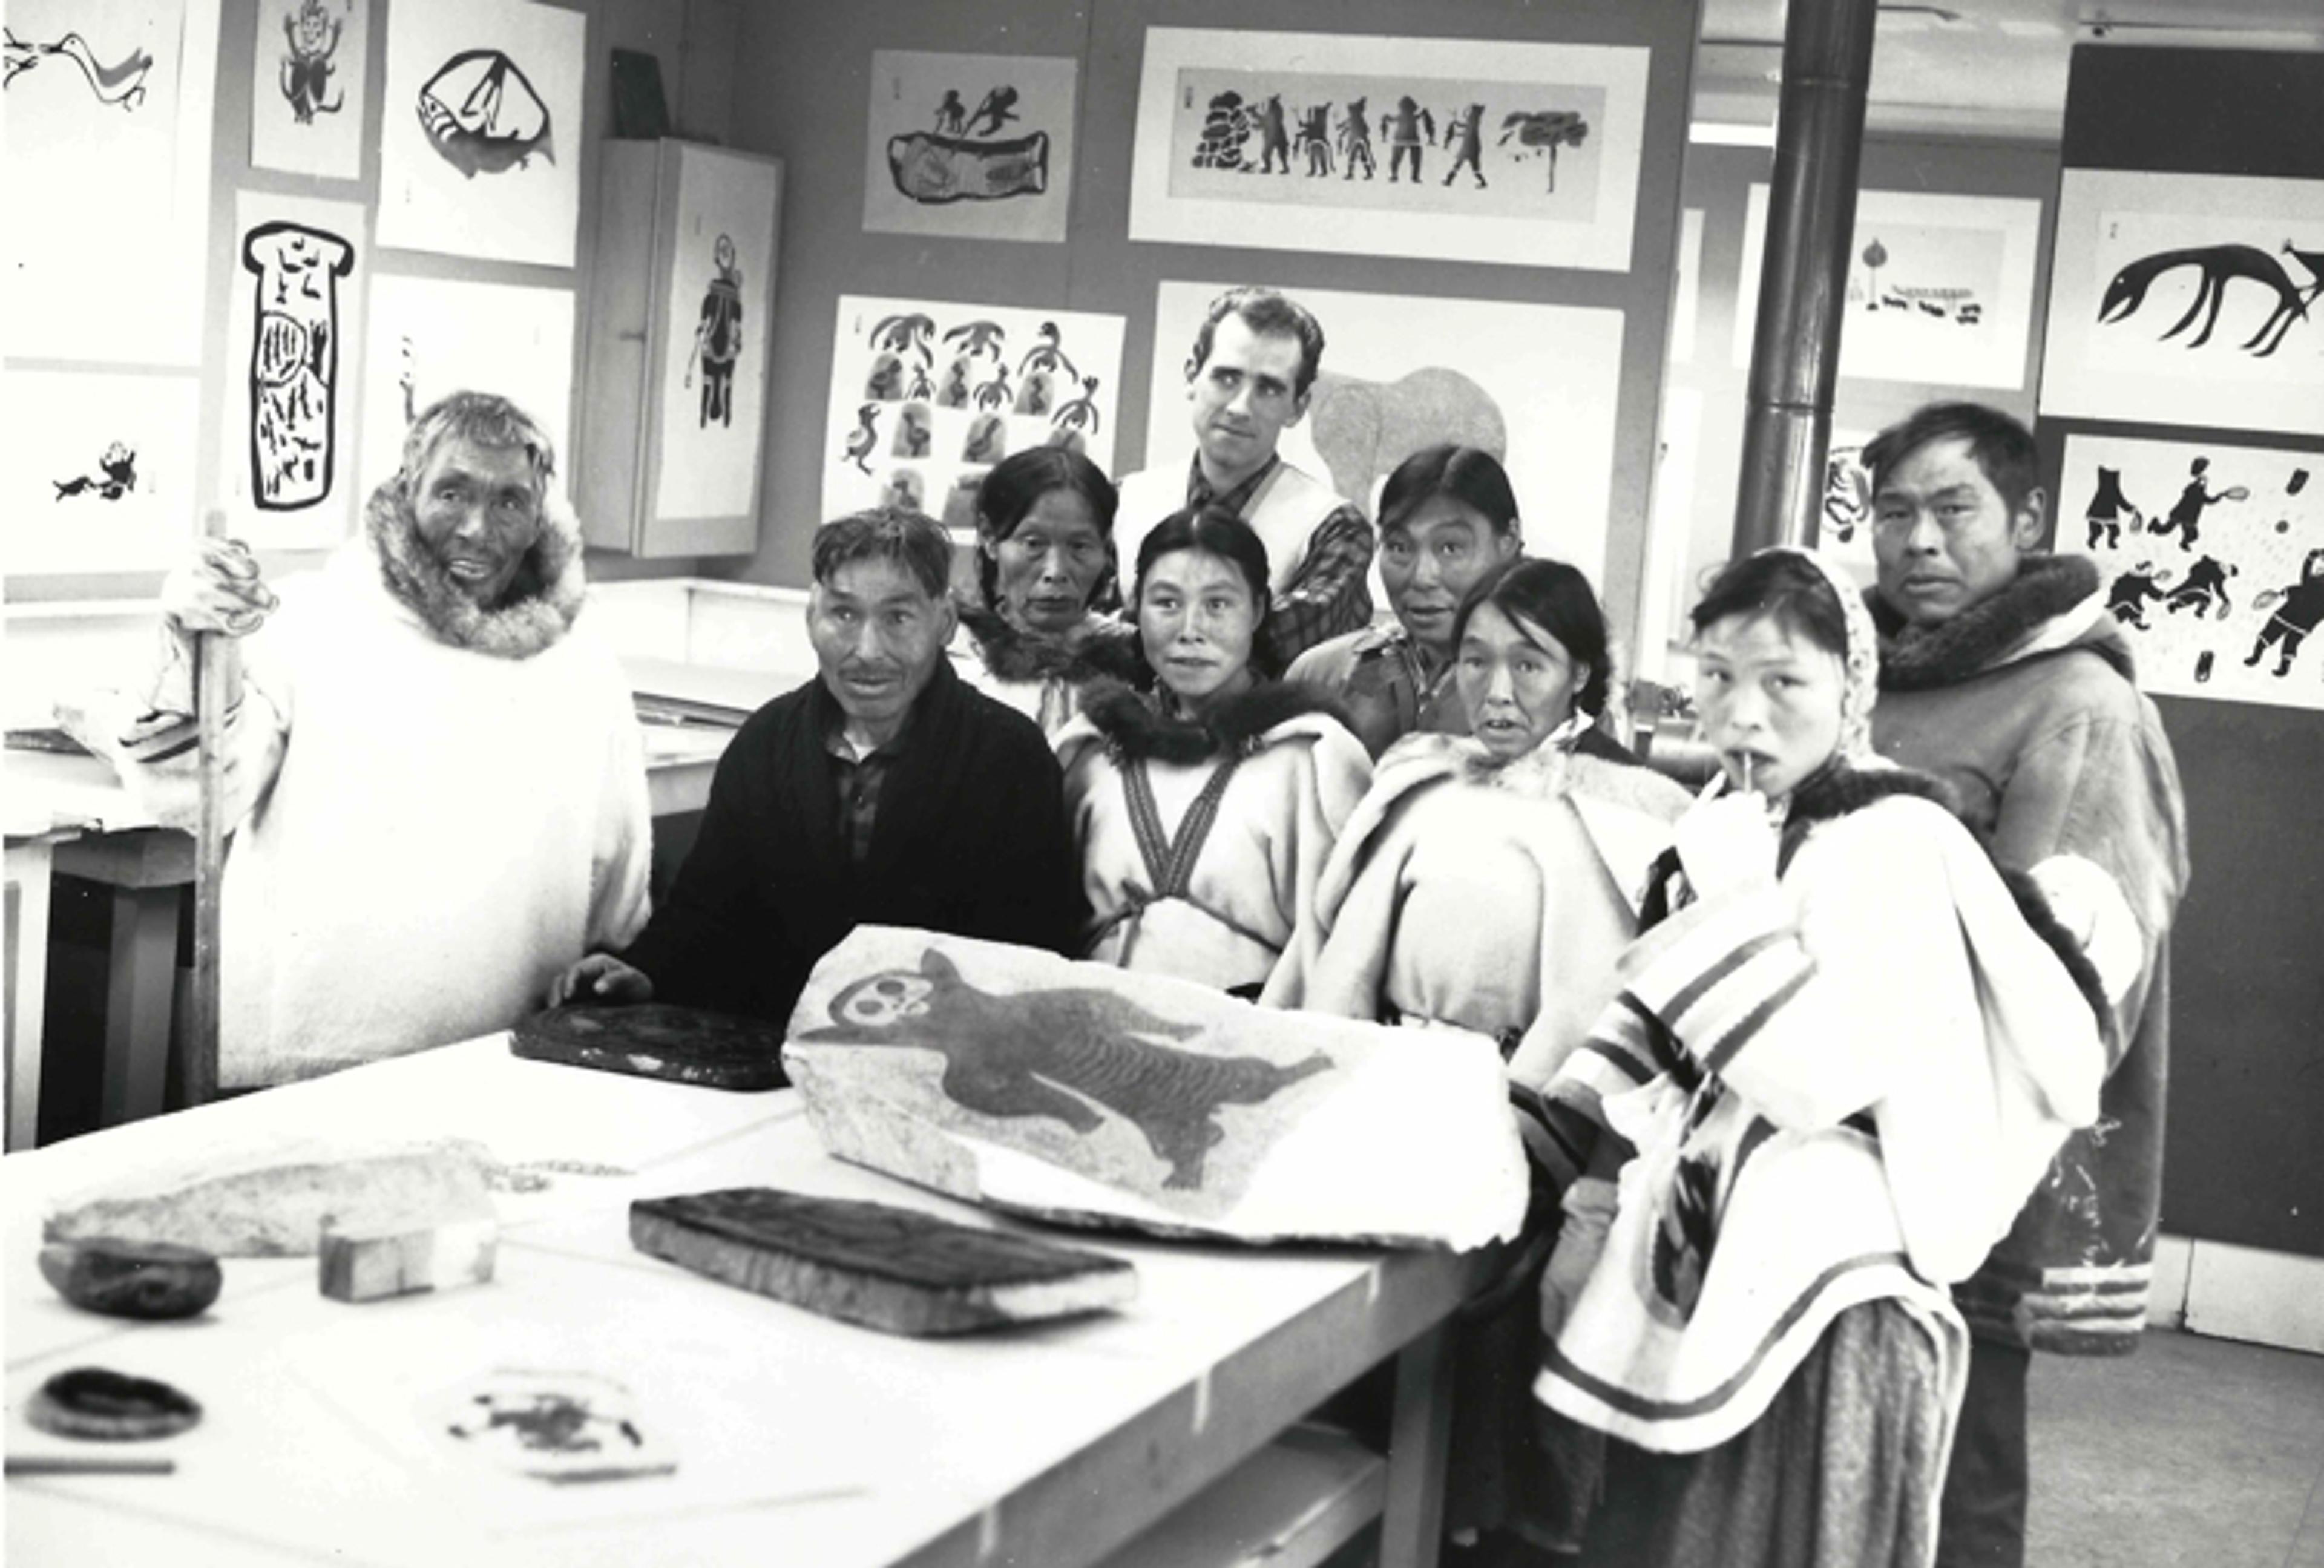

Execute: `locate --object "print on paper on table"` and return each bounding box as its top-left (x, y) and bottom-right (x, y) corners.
top-left (2063, 432), bottom-right (2324, 709)
top-left (864, 51), bottom-right (1078, 243)
top-left (251, 0), bottom-right (365, 180)
top-left (1129, 30), bottom-right (1649, 270)
top-left (824, 296), bottom-right (1124, 533)
top-left (244, 220), bottom-right (355, 512)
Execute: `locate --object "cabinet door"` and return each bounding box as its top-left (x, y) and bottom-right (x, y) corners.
top-left (640, 143), bottom-right (782, 556)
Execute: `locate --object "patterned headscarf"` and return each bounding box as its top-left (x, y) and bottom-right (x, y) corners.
top-left (1756, 545), bottom-right (1880, 766)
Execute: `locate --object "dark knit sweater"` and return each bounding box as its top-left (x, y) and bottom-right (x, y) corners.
top-left (620, 659), bottom-right (1079, 1023)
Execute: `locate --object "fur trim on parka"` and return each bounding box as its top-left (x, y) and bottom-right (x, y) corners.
top-left (1078, 676), bottom-right (1360, 765)
top-left (954, 600), bottom-right (1150, 687)
top-left (1869, 554), bottom-right (2106, 691)
top-left (364, 477), bottom-right (585, 660)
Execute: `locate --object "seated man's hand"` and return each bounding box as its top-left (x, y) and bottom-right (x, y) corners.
top-left (162, 536), bottom-right (279, 638)
top-left (547, 954), bottom-right (654, 1009)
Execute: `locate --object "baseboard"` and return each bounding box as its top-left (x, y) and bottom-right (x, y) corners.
top-left (2181, 1238), bottom-right (2324, 1356)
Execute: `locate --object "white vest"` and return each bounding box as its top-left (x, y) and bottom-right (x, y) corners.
top-left (1115, 458), bottom-right (1349, 594)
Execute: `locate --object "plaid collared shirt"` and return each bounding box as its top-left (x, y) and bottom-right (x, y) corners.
top-left (1184, 456), bottom-right (1375, 672)
top-left (821, 707), bottom-right (913, 865)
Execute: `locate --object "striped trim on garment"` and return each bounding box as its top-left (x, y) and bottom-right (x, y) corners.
top-left (1622, 892), bottom-right (1817, 1081)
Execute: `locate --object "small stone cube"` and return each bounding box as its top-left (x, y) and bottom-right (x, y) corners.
top-left (318, 1218), bottom-right (497, 1303)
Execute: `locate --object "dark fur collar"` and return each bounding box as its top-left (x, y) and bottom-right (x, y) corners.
top-left (1869, 554), bottom-right (2100, 691)
top-left (1080, 677), bottom-right (1356, 764)
top-left (956, 600), bottom-right (1149, 685)
top-left (363, 478), bottom-right (585, 660)
top-left (1642, 760), bottom-right (2112, 1035)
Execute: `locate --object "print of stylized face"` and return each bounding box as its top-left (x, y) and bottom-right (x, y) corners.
top-left (1456, 601), bottom-right (1584, 761)
top-left (1186, 315), bottom-right (1308, 481)
top-left (831, 972), bottom-right (933, 1029)
top-left (988, 487), bottom-right (1108, 636)
top-left (410, 438), bottom-right (543, 607)
top-left (1380, 494), bottom-right (1518, 656)
top-left (1871, 435), bottom-right (2043, 628)
top-left (1693, 612), bottom-right (1846, 799)
top-left (807, 557), bottom-right (956, 734)
top-left (714, 234), bottom-right (736, 273)
top-left (1140, 548), bottom-right (1261, 712)
top-left (294, 0), bottom-right (330, 54)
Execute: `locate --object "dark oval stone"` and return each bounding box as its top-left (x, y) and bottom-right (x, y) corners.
top-left (38, 1238), bottom-right (223, 1320)
top-left (27, 1366), bottom-right (203, 1441)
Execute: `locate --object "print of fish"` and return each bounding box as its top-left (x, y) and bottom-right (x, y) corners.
top-left (415, 48), bottom-right (554, 179)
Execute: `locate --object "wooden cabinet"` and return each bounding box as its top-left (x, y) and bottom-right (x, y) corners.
top-left (579, 140), bottom-right (781, 557)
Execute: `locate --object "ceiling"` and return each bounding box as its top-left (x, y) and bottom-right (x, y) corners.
top-left (1695, 0), bottom-right (2324, 140)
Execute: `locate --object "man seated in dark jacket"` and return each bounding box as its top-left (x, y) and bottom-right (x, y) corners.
top-left (550, 507), bottom-right (1079, 1023)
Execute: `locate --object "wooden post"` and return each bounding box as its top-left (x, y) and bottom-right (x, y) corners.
top-left (185, 530), bottom-right (240, 1109)
top-left (1733, 0), bottom-right (1879, 554)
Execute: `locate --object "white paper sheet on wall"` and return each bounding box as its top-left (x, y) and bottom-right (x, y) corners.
top-left (652, 152), bottom-right (781, 522)
top-left (2, 372), bottom-right (202, 576)
top-left (375, 0), bottom-right (585, 267)
top-left (359, 277), bottom-right (576, 502)
top-left (249, 0), bottom-right (368, 180)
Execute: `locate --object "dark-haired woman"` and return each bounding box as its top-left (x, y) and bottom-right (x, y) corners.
top-left (953, 445), bottom-right (1144, 735)
top-left (1530, 548), bottom-right (2109, 1568)
top-left (1057, 508), bottom-right (1371, 994)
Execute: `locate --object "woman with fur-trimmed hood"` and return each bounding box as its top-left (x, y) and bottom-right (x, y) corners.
top-left (90, 392), bottom-right (651, 1088)
top-left (952, 446), bottom-right (1146, 736)
top-left (1528, 549), bottom-right (2110, 1568)
top-left (1055, 508), bottom-right (1371, 995)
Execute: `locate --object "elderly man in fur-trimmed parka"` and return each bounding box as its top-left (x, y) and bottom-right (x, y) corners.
top-left (96, 392), bottom-right (652, 1089)
top-left (1860, 402), bottom-right (2188, 1568)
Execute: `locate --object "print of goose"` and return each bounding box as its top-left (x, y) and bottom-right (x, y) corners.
top-left (3, 28), bottom-right (154, 108)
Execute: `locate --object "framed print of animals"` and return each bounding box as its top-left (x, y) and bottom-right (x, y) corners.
top-left (862, 50), bottom-right (1078, 243)
top-left (249, 0), bottom-right (367, 180)
top-left (4, 0), bottom-right (221, 366)
top-left (2060, 431), bottom-right (2324, 710)
top-left (375, 0), bottom-right (585, 266)
top-left (360, 277), bottom-right (575, 504)
top-left (221, 193), bottom-right (368, 548)
top-left (1126, 28), bottom-right (1649, 271)
top-left (1733, 187), bottom-right (2043, 390)
top-left (823, 297), bottom-right (1125, 538)
top-left (2040, 169), bottom-right (2324, 435)
top-left (2, 372), bottom-right (202, 576)
top-left (1142, 280), bottom-right (1626, 589)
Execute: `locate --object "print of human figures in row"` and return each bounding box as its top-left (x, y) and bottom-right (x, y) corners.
top-left (1192, 90), bottom-right (1589, 194)
top-left (2084, 457), bottom-right (2248, 552)
top-left (686, 232), bottom-right (743, 429)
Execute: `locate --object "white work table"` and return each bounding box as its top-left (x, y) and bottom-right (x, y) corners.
top-left (4, 1037), bottom-right (1486, 1567)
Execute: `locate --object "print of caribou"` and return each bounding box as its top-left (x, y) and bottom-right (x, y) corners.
top-left (2096, 243), bottom-right (2311, 357)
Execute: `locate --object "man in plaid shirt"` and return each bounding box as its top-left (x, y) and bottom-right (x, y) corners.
top-left (1114, 287), bottom-right (1375, 672)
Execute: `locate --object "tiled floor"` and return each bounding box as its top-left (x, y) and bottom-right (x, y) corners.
top-left (2028, 1328), bottom-right (2324, 1568)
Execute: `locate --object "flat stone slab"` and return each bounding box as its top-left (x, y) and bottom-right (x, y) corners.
top-left (784, 927), bottom-right (1529, 1250)
top-left (512, 1004), bottom-right (789, 1091)
top-left (632, 1187), bottom-right (1135, 1336)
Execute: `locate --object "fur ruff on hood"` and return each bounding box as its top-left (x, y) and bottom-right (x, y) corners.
top-left (1643, 760), bottom-right (2113, 1036)
top-left (1387, 728), bottom-right (1692, 824)
top-left (955, 600), bottom-right (1149, 686)
top-left (1079, 676), bottom-right (1356, 765)
top-left (364, 478), bottom-right (586, 659)
top-left (1869, 553), bottom-right (2107, 691)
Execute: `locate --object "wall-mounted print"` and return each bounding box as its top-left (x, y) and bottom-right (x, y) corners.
top-left (1143, 280), bottom-right (1626, 588)
top-left (4, 0), bottom-right (220, 366)
top-left (823, 296), bottom-right (1125, 535)
top-left (221, 194), bottom-right (366, 549)
top-left (1127, 28), bottom-right (1648, 272)
top-left (249, 0), bottom-right (366, 180)
top-left (862, 50), bottom-right (1078, 244)
top-left (359, 277), bottom-right (574, 502)
top-left (655, 147), bottom-right (781, 522)
top-left (375, 0), bottom-right (585, 266)
top-left (2041, 169), bottom-right (2324, 435)
top-left (2063, 431), bottom-right (2324, 709)
top-left (2, 372), bottom-right (201, 575)
top-left (1733, 187), bottom-right (2043, 390)
top-left (1816, 425), bottom-right (1880, 571)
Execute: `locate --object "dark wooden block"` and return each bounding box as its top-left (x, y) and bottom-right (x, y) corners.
top-left (511, 1004), bottom-right (789, 1090)
top-left (629, 1187), bottom-right (1135, 1336)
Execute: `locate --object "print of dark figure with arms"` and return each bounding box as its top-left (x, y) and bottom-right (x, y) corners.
top-left (801, 949), bottom-right (1331, 1192)
top-left (686, 232), bottom-right (743, 428)
top-left (278, 0), bottom-right (344, 123)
